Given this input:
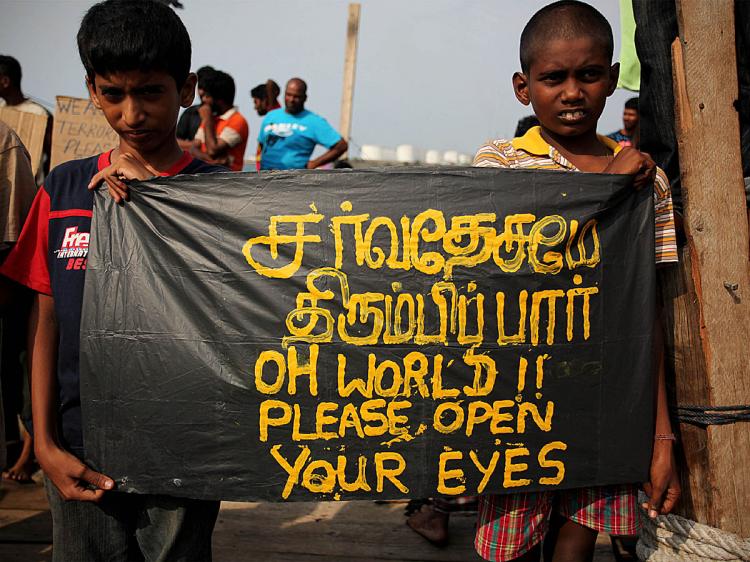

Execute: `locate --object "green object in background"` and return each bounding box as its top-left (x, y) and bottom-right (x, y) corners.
top-left (617, 0), bottom-right (640, 92)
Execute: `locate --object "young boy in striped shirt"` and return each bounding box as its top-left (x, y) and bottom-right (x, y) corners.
top-left (472, 2), bottom-right (680, 560)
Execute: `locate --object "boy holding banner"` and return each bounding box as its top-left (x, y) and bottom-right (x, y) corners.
top-left (472, 2), bottom-right (679, 560)
top-left (0, 1), bottom-right (226, 560)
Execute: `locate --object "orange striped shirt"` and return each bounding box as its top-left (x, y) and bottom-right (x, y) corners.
top-left (473, 126), bottom-right (678, 265)
top-left (195, 107), bottom-right (249, 172)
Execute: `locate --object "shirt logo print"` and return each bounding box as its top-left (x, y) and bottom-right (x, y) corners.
top-left (55, 226), bottom-right (89, 270)
top-left (264, 123), bottom-right (308, 138)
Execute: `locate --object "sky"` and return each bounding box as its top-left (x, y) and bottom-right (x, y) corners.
top-left (0, 0), bottom-right (635, 159)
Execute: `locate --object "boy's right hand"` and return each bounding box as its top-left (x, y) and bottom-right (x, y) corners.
top-left (603, 147), bottom-right (657, 190)
top-left (88, 152), bottom-right (159, 204)
top-left (36, 442), bottom-right (114, 502)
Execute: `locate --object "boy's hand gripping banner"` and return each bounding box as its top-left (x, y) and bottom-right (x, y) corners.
top-left (80, 168), bottom-right (656, 502)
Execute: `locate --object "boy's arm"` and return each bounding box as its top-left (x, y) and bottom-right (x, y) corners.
top-left (88, 152), bottom-right (159, 204)
top-left (643, 313), bottom-right (680, 517)
top-left (603, 147), bottom-right (657, 190)
top-left (472, 140), bottom-right (512, 168)
top-left (30, 293), bottom-right (114, 501)
top-left (199, 104), bottom-right (231, 160)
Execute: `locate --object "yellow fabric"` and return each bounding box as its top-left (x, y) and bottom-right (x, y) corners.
top-left (511, 126), bottom-right (622, 156)
top-left (473, 128), bottom-right (678, 265)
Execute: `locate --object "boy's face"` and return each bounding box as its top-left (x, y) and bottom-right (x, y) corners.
top-left (0, 74), bottom-right (10, 97)
top-left (87, 69), bottom-right (196, 155)
top-left (623, 108), bottom-right (639, 131)
top-left (513, 37), bottom-right (618, 139)
top-left (199, 91), bottom-right (224, 115)
top-left (253, 96), bottom-right (269, 116)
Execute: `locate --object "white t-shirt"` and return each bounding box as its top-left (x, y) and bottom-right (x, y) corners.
top-left (0, 97), bottom-right (50, 117)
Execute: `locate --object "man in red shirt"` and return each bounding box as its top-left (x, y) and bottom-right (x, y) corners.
top-left (192, 70), bottom-right (249, 171)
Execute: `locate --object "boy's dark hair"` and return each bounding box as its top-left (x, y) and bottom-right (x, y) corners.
top-left (0, 55), bottom-right (22, 87)
top-left (625, 96), bottom-right (639, 111)
top-left (202, 71), bottom-right (235, 105)
top-left (265, 79), bottom-right (280, 98)
top-left (514, 114), bottom-right (540, 138)
top-left (250, 84), bottom-right (267, 100)
top-left (77, 0), bottom-right (191, 87)
top-left (196, 65), bottom-right (215, 90)
top-left (519, 0), bottom-right (613, 74)
top-left (251, 79), bottom-right (280, 100)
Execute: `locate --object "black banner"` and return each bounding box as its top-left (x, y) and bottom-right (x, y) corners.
top-left (80, 167), bottom-right (656, 502)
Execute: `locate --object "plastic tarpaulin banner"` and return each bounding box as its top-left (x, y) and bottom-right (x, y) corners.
top-left (80, 167), bottom-right (655, 502)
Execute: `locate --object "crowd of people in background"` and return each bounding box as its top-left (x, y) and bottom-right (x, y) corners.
top-left (174, 67), bottom-right (347, 172)
top-left (607, 96), bottom-right (639, 147)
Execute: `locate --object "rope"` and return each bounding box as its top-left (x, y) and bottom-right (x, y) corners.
top-left (636, 493), bottom-right (750, 561)
top-left (676, 405), bottom-right (750, 427)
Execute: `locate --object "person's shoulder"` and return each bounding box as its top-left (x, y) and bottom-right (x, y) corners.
top-left (45, 154), bottom-right (102, 193)
top-left (305, 111), bottom-right (337, 134)
top-left (472, 138), bottom-right (518, 168)
top-left (183, 158), bottom-right (229, 175)
top-left (20, 99), bottom-right (51, 117)
top-left (48, 153), bottom-right (101, 176)
top-left (265, 108), bottom-right (285, 120)
top-left (260, 108), bottom-right (284, 128)
top-left (305, 110), bottom-right (328, 123)
top-left (227, 109), bottom-right (249, 128)
top-left (653, 166), bottom-right (672, 200)
top-left (0, 121), bottom-right (25, 153)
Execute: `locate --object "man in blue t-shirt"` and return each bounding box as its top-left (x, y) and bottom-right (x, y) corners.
top-left (258, 78), bottom-right (348, 170)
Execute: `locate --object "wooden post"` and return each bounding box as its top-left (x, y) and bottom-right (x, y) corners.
top-left (338, 3), bottom-right (361, 160)
top-left (666, 0), bottom-right (750, 536)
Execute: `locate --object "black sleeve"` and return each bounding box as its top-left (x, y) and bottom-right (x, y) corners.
top-left (176, 106), bottom-right (200, 141)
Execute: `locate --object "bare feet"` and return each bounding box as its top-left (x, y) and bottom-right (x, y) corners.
top-left (2, 429), bottom-right (35, 483)
top-left (406, 503), bottom-right (449, 547)
top-left (2, 463), bottom-right (34, 482)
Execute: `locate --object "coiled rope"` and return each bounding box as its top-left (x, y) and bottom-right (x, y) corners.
top-left (676, 405), bottom-right (750, 427)
top-left (636, 492), bottom-right (750, 561)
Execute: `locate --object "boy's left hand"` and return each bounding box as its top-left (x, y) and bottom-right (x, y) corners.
top-left (643, 440), bottom-right (681, 518)
top-left (198, 103), bottom-right (214, 122)
top-left (604, 147), bottom-right (657, 190)
top-left (88, 152), bottom-right (158, 203)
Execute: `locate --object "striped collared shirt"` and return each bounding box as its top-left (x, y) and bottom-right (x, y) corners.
top-left (473, 126), bottom-right (678, 265)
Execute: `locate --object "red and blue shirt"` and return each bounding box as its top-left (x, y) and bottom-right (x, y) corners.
top-left (0, 150), bottom-right (225, 456)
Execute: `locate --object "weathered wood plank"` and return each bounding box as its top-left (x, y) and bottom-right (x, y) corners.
top-left (672, 0), bottom-right (750, 536)
top-left (0, 482), bottom-right (49, 511)
top-left (659, 251), bottom-right (714, 524)
top-left (338, 3), bottom-right (361, 159)
top-left (0, 543), bottom-right (52, 562)
top-left (0, 509), bottom-right (51, 543)
top-left (214, 501), bottom-right (616, 561)
top-left (216, 501), bottom-right (481, 561)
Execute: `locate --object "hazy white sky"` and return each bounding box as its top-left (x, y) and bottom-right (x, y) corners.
top-left (1, 0), bottom-right (635, 158)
